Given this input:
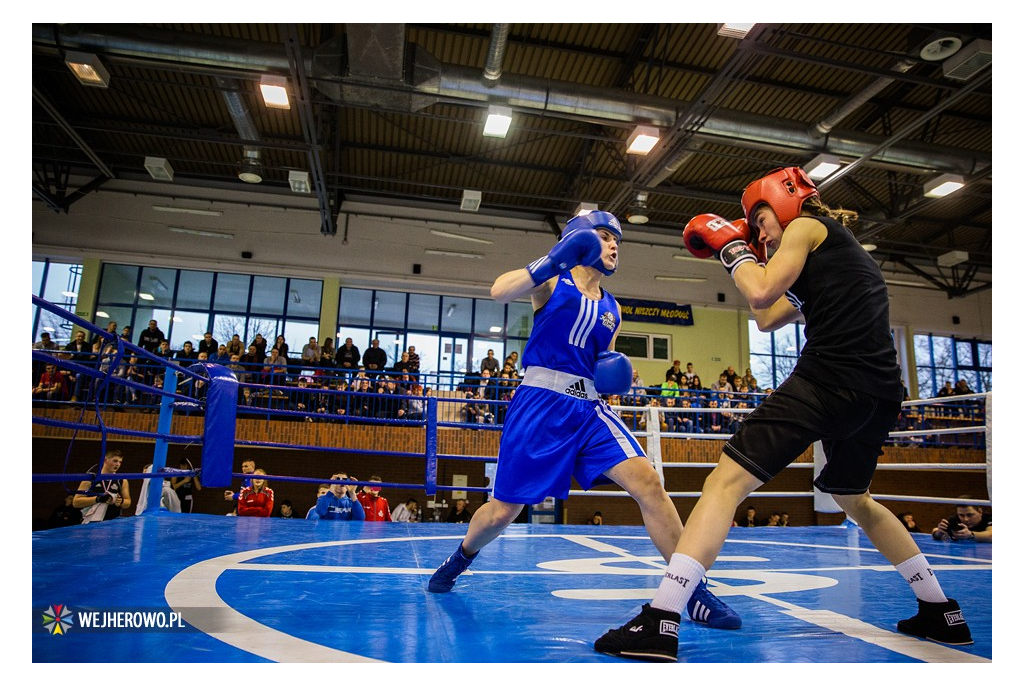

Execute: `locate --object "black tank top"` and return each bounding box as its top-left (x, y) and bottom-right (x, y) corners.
top-left (786, 216), bottom-right (904, 402)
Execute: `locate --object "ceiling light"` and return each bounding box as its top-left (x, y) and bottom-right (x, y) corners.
top-left (238, 148), bottom-right (263, 184)
top-left (626, 125), bottom-right (660, 155)
top-left (259, 75), bottom-right (290, 109)
top-left (804, 154), bottom-right (842, 180)
top-left (95, 311), bottom-right (109, 319)
top-left (884, 279), bottom-right (932, 289)
top-left (172, 316), bottom-right (184, 323)
top-left (489, 326), bottom-right (502, 333)
top-left (483, 105), bottom-right (513, 138)
top-left (430, 229), bottom-right (493, 245)
top-left (626, 191), bottom-right (650, 225)
top-left (717, 23), bottom-right (756, 39)
top-left (64, 51), bottom-right (110, 87)
top-left (61, 291), bottom-right (77, 298)
top-left (152, 205), bottom-right (222, 217)
top-left (139, 293), bottom-right (155, 301)
top-left (920, 37), bottom-right (962, 62)
top-left (425, 249), bottom-right (485, 259)
top-left (574, 202), bottom-right (598, 217)
top-left (655, 276), bottom-right (707, 283)
top-left (673, 254), bottom-right (717, 265)
top-left (461, 189), bottom-right (482, 212)
top-left (937, 249), bottom-right (969, 267)
top-left (144, 157), bottom-right (174, 182)
top-left (289, 170), bottom-right (311, 194)
top-left (923, 173), bottom-right (965, 198)
top-left (168, 226), bottom-right (235, 239)
top-left (861, 243), bottom-right (877, 252)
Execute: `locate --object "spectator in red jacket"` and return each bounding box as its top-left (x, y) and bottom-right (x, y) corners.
top-left (356, 475), bottom-right (392, 521)
top-left (237, 469), bottom-right (274, 517)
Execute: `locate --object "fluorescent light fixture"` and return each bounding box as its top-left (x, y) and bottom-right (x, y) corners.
top-left (717, 23), bottom-right (756, 39)
top-left (43, 327), bottom-right (56, 333)
top-left (923, 173), bottom-right (965, 198)
top-left (430, 229), bottom-right (493, 245)
top-left (61, 291), bottom-right (77, 298)
top-left (425, 248), bottom-right (485, 259)
top-left (461, 189), bottom-right (482, 212)
top-left (626, 125), bottom-right (660, 155)
top-left (144, 156), bottom-right (174, 182)
top-left (95, 311), bottom-right (109, 319)
top-left (483, 105), bottom-right (513, 138)
top-left (574, 202), bottom-right (599, 217)
top-left (168, 226), bottom-right (235, 240)
top-left (172, 316), bottom-right (184, 323)
top-left (288, 170), bottom-right (311, 193)
top-left (64, 51), bottom-right (110, 87)
top-left (655, 276), bottom-right (707, 283)
top-left (139, 293), bottom-right (155, 301)
top-left (153, 205), bottom-right (222, 217)
top-left (259, 75), bottom-right (290, 109)
top-left (489, 326), bottom-right (502, 333)
top-left (861, 243), bottom-right (877, 252)
top-left (673, 253), bottom-right (718, 265)
top-left (937, 249), bottom-right (969, 267)
top-left (192, 335), bottom-right (205, 340)
top-left (804, 154), bottom-right (842, 180)
top-left (884, 279), bottom-right (932, 289)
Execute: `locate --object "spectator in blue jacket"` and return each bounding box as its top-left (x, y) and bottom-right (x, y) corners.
top-left (314, 473), bottom-right (367, 521)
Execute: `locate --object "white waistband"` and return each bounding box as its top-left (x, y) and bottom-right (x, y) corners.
top-left (521, 367), bottom-right (599, 400)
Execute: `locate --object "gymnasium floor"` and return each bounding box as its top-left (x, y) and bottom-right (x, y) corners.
top-left (32, 513), bottom-right (992, 663)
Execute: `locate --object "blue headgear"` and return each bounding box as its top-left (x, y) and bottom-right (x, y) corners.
top-left (561, 210), bottom-right (623, 275)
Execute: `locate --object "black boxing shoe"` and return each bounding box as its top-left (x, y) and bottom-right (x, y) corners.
top-left (897, 598), bottom-right (973, 646)
top-left (594, 604), bottom-right (680, 662)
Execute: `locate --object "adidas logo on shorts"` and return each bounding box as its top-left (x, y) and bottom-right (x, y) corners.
top-left (564, 379), bottom-right (589, 399)
top-left (945, 609), bottom-right (966, 626)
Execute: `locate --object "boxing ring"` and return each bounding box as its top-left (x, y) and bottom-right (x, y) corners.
top-left (31, 298), bottom-right (993, 663)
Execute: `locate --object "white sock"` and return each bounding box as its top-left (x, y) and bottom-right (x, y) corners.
top-left (895, 554), bottom-right (947, 603)
top-left (651, 553), bottom-right (706, 614)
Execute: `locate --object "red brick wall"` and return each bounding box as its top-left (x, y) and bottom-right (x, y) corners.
top-left (32, 408), bottom-right (986, 533)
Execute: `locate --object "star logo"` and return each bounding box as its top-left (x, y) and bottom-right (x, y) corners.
top-left (42, 604), bottom-right (75, 635)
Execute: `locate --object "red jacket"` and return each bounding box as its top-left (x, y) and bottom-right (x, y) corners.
top-left (357, 491), bottom-right (392, 522)
top-left (238, 486), bottom-right (274, 517)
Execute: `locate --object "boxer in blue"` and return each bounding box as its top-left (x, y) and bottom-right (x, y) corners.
top-left (428, 210), bottom-right (740, 632)
top-left (597, 168), bottom-right (972, 661)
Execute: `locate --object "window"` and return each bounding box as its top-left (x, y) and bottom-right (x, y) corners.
top-left (914, 333), bottom-right (991, 396)
top-left (614, 332), bottom-right (671, 361)
top-left (33, 260), bottom-right (83, 345)
top-left (748, 320), bottom-right (802, 390)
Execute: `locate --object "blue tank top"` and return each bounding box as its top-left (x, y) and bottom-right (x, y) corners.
top-left (521, 270), bottom-right (620, 378)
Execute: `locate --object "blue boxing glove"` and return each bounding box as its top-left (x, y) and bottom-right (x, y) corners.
top-left (526, 227), bottom-right (603, 286)
top-left (594, 351), bottom-right (633, 396)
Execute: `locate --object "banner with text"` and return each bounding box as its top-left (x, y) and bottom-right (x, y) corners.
top-left (618, 298), bottom-right (694, 326)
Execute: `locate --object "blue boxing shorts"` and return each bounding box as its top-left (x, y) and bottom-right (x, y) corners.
top-left (492, 367), bottom-right (646, 505)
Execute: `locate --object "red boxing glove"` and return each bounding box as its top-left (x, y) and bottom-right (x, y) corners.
top-left (683, 213), bottom-right (758, 276)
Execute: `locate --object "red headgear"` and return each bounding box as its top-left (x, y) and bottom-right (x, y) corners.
top-left (740, 167), bottom-right (819, 231)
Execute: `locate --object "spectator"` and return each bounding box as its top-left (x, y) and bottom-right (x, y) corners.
top-left (392, 498), bottom-right (420, 523)
top-left (505, 350), bottom-right (519, 373)
top-left (32, 332), bottom-right (59, 385)
top-left (662, 397), bottom-right (681, 432)
top-left (239, 344), bottom-right (261, 380)
top-left (362, 338), bottom-right (388, 379)
top-left (46, 494), bottom-right (82, 528)
top-left (305, 484), bottom-right (331, 520)
top-left (682, 362), bottom-right (697, 387)
top-left (64, 329), bottom-right (90, 362)
top-left (659, 370), bottom-right (680, 398)
top-left (210, 344), bottom-right (231, 365)
top-left (73, 450), bottom-right (132, 523)
top-left (120, 326), bottom-right (132, 342)
top-left (480, 349), bottom-right (500, 376)
top-left (138, 319), bottom-right (165, 353)
top-left (742, 367), bottom-right (757, 390)
top-left (320, 337), bottom-right (337, 368)
top-left (936, 380), bottom-right (954, 398)
top-left (301, 336), bottom-right (322, 366)
top-left (169, 457), bottom-right (202, 513)
top-left (446, 498), bottom-right (472, 523)
top-left (765, 512), bottom-right (781, 526)
top-left (261, 347), bottom-right (288, 384)
top-left (225, 334), bottom-right (244, 358)
top-left (197, 331), bottom-right (218, 357)
top-left (406, 346), bottom-right (421, 376)
top-left (588, 511), bottom-right (604, 525)
top-left (314, 473), bottom-right (366, 521)
top-left (237, 469), bottom-right (274, 517)
top-left (356, 475), bottom-right (392, 521)
top-left (223, 459), bottom-right (256, 504)
top-left (251, 333), bottom-right (268, 362)
top-left (390, 351), bottom-right (415, 377)
top-left (722, 365), bottom-right (742, 391)
top-left (687, 373), bottom-right (704, 391)
top-left (741, 506), bottom-right (759, 527)
top-left (931, 500), bottom-right (991, 543)
top-left (404, 384), bottom-right (426, 421)
top-left (174, 340), bottom-right (198, 366)
top-left (665, 360), bottom-right (684, 385)
top-left (276, 500), bottom-right (297, 519)
top-left (273, 335), bottom-right (290, 360)
top-left (713, 373), bottom-right (734, 394)
top-left (899, 512), bottom-right (921, 533)
top-left (33, 361), bottom-right (70, 402)
top-left (779, 512), bottom-right (790, 527)
top-left (336, 337), bottom-right (361, 374)
top-left (91, 320), bottom-right (119, 348)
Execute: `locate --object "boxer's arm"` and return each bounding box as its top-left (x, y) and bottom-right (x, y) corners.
top-left (732, 218), bottom-right (825, 309)
top-left (749, 297), bottom-right (803, 333)
top-left (490, 268), bottom-right (552, 305)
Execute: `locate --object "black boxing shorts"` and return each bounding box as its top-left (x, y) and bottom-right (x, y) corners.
top-left (723, 373), bottom-right (902, 494)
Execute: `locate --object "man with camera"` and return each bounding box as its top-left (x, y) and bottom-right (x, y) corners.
top-left (932, 499), bottom-right (991, 543)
